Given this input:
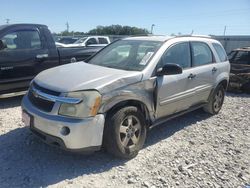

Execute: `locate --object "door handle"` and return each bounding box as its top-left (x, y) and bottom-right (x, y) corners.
top-left (212, 67), bottom-right (217, 73)
top-left (188, 73), bottom-right (196, 79)
top-left (36, 54), bottom-right (48, 59)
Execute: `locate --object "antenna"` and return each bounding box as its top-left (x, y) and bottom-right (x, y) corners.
top-left (223, 26), bottom-right (227, 36)
top-left (66, 22), bottom-right (69, 32)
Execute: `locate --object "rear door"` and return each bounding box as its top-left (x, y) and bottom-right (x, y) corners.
top-left (188, 41), bottom-right (217, 104)
top-left (0, 26), bottom-right (53, 93)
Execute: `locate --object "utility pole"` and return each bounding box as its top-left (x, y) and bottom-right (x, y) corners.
top-left (151, 24), bottom-right (155, 34)
top-left (223, 26), bottom-right (227, 36)
top-left (5, 18), bottom-right (10, 24)
top-left (66, 22), bottom-right (69, 33)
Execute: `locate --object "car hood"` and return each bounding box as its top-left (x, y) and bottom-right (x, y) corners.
top-left (34, 62), bottom-right (143, 94)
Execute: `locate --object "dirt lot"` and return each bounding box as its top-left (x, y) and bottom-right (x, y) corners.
top-left (0, 93), bottom-right (249, 188)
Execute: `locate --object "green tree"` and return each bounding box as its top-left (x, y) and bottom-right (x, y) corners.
top-left (88, 25), bottom-right (149, 35)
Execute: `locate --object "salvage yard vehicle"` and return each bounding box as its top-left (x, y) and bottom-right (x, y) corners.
top-left (0, 24), bottom-right (102, 98)
top-left (65, 36), bottom-right (111, 47)
top-left (228, 47), bottom-right (250, 93)
top-left (22, 36), bottom-right (230, 159)
top-left (57, 37), bottom-right (79, 44)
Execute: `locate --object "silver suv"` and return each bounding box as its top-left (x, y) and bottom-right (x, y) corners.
top-left (22, 36), bottom-right (230, 158)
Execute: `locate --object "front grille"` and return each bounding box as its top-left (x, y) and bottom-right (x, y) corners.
top-left (28, 82), bottom-right (60, 112)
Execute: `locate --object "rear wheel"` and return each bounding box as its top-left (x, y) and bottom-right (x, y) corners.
top-left (103, 106), bottom-right (147, 159)
top-left (203, 85), bottom-right (225, 115)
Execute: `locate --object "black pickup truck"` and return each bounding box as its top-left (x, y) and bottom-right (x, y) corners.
top-left (0, 24), bottom-right (102, 98)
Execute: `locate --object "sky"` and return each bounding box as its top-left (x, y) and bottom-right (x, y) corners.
top-left (0, 0), bottom-right (250, 35)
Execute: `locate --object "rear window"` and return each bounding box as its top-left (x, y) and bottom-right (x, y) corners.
top-left (212, 43), bottom-right (228, 62)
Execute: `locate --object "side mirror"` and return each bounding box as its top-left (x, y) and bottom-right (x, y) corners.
top-left (156, 63), bottom-right (183, 76)
top-left (0, 40), bottom-right (7, 50)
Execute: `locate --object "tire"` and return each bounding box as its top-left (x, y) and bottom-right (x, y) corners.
top-left (241, 82), bottom-right (250, 94)
top-left (103, 106), bottom-right (147, 159)
top-left (203, 84), bottom-right (225, 115)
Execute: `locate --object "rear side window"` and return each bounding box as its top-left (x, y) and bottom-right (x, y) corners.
top-left (98, 37), bottom-right (108, 44)
top-left (191, 42), bottom-right (213, 66)
top-left (1, 30), bottom-right (42, 50)
top-left (212, 43), bottom-right (228, 62)
top-left (161, 42), bottom-right (191, 69)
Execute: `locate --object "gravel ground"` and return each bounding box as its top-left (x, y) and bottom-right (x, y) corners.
top-left (0, 93), bottom-right (249, 188)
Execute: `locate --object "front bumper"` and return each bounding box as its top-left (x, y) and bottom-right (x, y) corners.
top-left (21, 95), bottom-right (105, 151)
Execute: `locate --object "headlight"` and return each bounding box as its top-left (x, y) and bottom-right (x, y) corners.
top-left (59, 90), bottom-right (101, 118)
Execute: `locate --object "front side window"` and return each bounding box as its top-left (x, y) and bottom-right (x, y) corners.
top-left (86, 38), bottom-right (98, 45)
top-left (88, 40), bottom-right (162, 71)
top-left (191, 42), bottom-right (213, 66)
top-left (1, 30), bottom-right (41, 50)
top-left (160, 42), bottom-right (191, 69)
top-left (212, 43), bottom-right (227, 62)
top-left (74, 37), bottom-right (87, 44)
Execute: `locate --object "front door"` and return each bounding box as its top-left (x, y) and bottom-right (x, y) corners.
top-left (0, 28), bottom-right (48, 93)
top-left (156, 42), bottom-right (196, 119)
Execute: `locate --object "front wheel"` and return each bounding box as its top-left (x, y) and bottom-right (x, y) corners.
top-left (103, 106), bottom-right (147, 159)
top-left (203, 85), bottom-right (225, 115)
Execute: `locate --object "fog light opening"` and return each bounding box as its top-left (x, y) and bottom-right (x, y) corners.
top-left (60, 126), bottom-right (70, 136)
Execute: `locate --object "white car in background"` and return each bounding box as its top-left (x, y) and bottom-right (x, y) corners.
top-left (55, 42), bottom-right (69, 47)
top-left (64, 36), bottom-right (110, 47)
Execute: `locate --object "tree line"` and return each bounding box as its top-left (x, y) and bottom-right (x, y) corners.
top-left (57, 25), bottom-right (150, 36)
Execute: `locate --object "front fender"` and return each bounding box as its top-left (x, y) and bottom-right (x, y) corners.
top-left (99, 80), bottom-right (156, 119)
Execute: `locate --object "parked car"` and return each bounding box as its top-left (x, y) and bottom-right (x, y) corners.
top-left (57, 37), bottom-right (79, 44)
top-left (0, 24), bottom-right (102, 98)
top-left (22, 36), bottom-right (230, 158)
top-left (228, 47), bottom-right (250, 93)
top-left (64, 36), bottom-right (110, 47)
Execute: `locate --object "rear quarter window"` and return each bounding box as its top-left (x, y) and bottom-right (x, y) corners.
top-left (212, 43), bottom-right (228, 62)
top-left (98, 37), bottom-right (109, 44)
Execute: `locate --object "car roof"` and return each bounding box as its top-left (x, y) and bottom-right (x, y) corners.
top-left (124, 36), bottom-right (172, 42)
top-left (0, 23), bottom-right (47, 31)
top-left (123, 35), bottom-right (219, 43)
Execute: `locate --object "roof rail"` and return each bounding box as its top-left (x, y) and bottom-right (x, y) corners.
top-left (174, 34), bottom-right (212, 39)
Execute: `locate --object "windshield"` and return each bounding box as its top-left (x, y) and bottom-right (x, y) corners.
top-left (227, 51), bottom-right (237, 60)
top-left (88, 40), bottom-right (162, 71)
top-left (74, 37), bottom-right (88, 44)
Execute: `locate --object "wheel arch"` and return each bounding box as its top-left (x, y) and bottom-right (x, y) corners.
top-left (104, 99), bottom-right (152, 127)
top-left (218, 79), bottom-right (228, 90)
